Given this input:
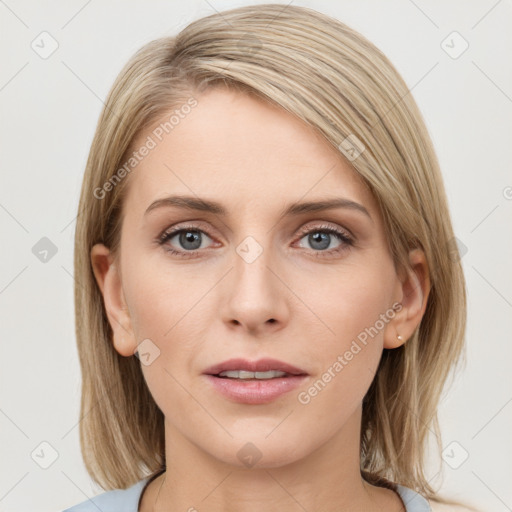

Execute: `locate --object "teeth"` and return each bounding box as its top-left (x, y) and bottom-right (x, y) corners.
top-left (218, 370), bottom-right (288, 379)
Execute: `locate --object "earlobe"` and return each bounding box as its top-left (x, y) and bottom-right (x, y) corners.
top-left (90, 243), bottom-right (137, 357)
top-left (384, 248), bottom-right (431, 350)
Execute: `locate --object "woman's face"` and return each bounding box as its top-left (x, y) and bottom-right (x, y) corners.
top-left (93, 87), bottom-right (418, 469)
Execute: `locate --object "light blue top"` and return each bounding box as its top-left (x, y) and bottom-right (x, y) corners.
top-left (63, 475), bottom-right (432, 511)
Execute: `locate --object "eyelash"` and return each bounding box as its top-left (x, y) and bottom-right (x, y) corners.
top-left (157, 223), bottom-right (355, 259)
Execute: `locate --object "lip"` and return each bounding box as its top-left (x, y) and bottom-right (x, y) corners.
top-left (204, 374), bottom-right (308, 404)
top-left (202, 358), bottom-right (308, 376)
top-left (202, 358), bottom-right (309, 405)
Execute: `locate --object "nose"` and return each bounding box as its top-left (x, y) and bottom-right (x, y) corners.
top-left (221, 238), bottom-right (290, 335)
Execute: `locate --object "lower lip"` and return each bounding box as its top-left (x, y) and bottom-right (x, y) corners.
top-left (204, 375), bottom-right (308, 404)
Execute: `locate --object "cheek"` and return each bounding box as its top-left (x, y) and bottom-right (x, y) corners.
top-left (124, 266), bottom-right (207, 418)
top-left (305, 264), bottom-right (394, 399)
top-left (121, 247), bottom-right (196, 336)
top-left (332, 281), bottom-right (389, 347)
top-left (313, 260), bottom-right (394, 343)
top-left (122, 255), bottom-right (211, 372)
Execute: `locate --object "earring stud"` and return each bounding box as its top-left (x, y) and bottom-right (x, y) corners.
top-left (397, 334), bottom-right (403, 341)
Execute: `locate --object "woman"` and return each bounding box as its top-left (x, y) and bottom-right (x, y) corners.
top-left (64, 4), bottom-right (477, 511)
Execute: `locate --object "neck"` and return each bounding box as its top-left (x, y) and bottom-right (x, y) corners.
top-left (141, 404), bottom-right (405, 512)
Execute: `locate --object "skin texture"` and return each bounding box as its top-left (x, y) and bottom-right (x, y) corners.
top-left (91, 87), bottom-right (430, 512)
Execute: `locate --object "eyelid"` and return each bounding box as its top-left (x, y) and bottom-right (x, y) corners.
top-left (156, 219), bottom-right (356, 257)
top-left (158, 219), bottom-right (352, 241)
top-left (158, 220), bottom-right (216, 242)
top-left (295, 220), bottom-right (354, 240)
top-left (292, 222), bottom-right (355, 254)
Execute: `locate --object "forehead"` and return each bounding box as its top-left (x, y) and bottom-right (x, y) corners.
top-left (122, 87), bottom-right (377, 218)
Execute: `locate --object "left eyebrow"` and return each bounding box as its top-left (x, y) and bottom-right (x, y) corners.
top-left (144, 195), bottom-right (372, 222)
top-left (282, 197), bottom-right (372, 221)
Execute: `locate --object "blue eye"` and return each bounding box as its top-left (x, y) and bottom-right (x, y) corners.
top-left (157, 223), bottom-right (354, 259)
top-left (158, 227), bottom-right (212, 257)
top-left (295, 225), bottom-right (354, 255)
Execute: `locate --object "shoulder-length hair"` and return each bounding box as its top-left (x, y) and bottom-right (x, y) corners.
top-left (74, 4), bottom-right (470, 508)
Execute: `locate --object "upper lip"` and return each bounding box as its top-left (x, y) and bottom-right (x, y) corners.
top-left (203, 358), bottom-right (308, 376)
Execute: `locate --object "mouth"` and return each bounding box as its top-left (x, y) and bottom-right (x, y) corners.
top-left (214, 369), bottom-right (297, 380)
top-left (203, 358), bottom-right (309, 404)
top-left (203, 357), bottom-right (308, 378)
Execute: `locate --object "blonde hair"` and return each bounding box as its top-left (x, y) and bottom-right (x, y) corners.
top-left (74, 4), bottom-right (474, 509)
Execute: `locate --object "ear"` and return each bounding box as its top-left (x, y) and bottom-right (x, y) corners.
top-left (90, 243), bottom-right (138, 357)
top-left (384, 248), bottom-right (431, 349)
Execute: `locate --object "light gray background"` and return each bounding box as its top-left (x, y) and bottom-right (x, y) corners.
top-left (1, 1), bottom-right (511, 511)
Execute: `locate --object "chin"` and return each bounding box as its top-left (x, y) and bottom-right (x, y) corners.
top-left (207, 433), bottom-right (311, 470)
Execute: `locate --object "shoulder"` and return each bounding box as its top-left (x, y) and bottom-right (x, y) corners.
top-left (62, 478), bottom-right (149, 512)
top-left (394, 484), bottom-right (478, 512)
top-left (394, 484), bottom-right (431, 511)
